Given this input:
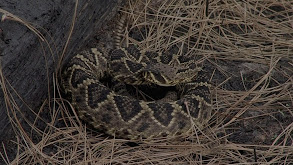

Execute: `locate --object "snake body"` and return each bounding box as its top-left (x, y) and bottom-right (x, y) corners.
top-left (62, 12), bottom-right (211, 139)
top-left (62, 44), bottom-right (211, 139)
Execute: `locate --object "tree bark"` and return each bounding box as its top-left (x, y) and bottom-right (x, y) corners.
top-left (0, 0), bottom-right (121, 160)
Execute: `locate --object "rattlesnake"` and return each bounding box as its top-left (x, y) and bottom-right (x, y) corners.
top-left (62, 16), bottom-right (211, 140)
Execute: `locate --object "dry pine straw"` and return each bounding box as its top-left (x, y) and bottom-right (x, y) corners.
top-left (1, 0), bottom-right (293, 164)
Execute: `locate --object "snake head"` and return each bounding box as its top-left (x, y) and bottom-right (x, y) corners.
top-left (142, 62), bottom-right (202, 86)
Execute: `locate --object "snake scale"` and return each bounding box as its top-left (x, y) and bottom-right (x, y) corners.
top-left (62, 17), bottom-right (211, 140)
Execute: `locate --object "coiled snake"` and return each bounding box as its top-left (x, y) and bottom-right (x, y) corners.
top-left (62, 20), bottom-right (211, 140)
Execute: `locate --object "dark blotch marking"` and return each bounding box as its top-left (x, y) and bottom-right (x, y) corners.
top-left (87, 83), bottom-right (110, 109)
top-left (145, 51), bottom-right (159, 63)
top-left (137, 123), bottom-right (150, 132)
top-left (110, 49), bottom-right (125, 61)
top-left (177, 99), bottom-right (200, 118)
top-left (126, 45), bottom-right (141, 60)
top-left (194, 70), bottom-right (208, 83)
top-left (70, 69), bottom-right (91, 88)
top-left (187, 85), bottom-right (211, 104)
top-left (101, 113), bottom-right (112, 123)
top-left (82, 50), bottom-right (97, 65)
top-left (114, 96), bottom-right (143, 122)
top-left (148, 72), bottom-right (166, 84)
top-left (81, 112), bottom-right (95, 125)
top-left (147, 103), bottom-right (173, 126)
top-left (145, 51), bottom-right (158, 59)
top-left (75, 94), bottom-right (83, 103)
top-left (117, 76), bottom-right (140, 85)
top-left (178, 121), bottom-right (187, 130)
top-left (69, 55), bottom-right (92, 70)
top-left (125, 60), bottom-right (144, 73)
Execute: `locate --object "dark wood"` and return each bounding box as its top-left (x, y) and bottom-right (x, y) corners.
top-left (0, 0), bottom-right (121, 160)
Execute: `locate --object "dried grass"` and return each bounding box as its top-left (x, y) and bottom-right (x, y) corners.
top-left (1, 0), bottom-right (292, 164)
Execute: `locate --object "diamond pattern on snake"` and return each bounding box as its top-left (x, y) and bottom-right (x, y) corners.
top-left (62, 19), bottom-right (211, 140)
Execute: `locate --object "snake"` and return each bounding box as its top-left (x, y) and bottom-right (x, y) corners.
top-left (61, 16), bottom-right (211, 140)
